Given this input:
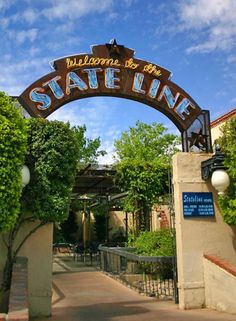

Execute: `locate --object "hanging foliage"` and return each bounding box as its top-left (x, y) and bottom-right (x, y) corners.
top-left (0, 92), bottom-right (27, 231)
top-left (218, 117), bottom-right (236, 225)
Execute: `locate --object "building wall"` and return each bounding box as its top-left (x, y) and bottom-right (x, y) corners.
top-left (211, 123), bottom-right (223, 145)
top-left (210, 108), bottom-right (236, 145)
top-left (108, 206), bottom-right (171, 239)
top-left (0, 222), bottom-right (53, 317)
top-left (203, 258), bottom-right (236, 314)
top-left (173, 152), bottom-right (236, 310)
top-left (109, 210), bottom-right (126, 242)
top-left (151, 205), bottom-right (171, 230)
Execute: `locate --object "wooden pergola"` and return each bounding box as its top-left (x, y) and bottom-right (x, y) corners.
top-left (72, 164), bottom-right (120, 199)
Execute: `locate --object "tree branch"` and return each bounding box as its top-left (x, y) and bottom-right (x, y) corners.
top-left (13, 222), bottom-right (45, 258)
top-left (1, 233), bottom-right (8, 248)
top-left (10, 215), bottom-right (36, 243)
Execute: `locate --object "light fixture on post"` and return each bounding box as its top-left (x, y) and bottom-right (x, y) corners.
top-left (201, 145), bottom-right (230, 195)
top-left (157, 212), bottom-right (162, 221)
top-left (21, 165), bottom-right (30, 188)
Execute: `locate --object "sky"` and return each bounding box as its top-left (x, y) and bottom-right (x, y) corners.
top-left (0, 0), bottom-right (236, 163)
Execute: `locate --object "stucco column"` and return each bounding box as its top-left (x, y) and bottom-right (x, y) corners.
top-left (19, 222), bottom-right (53, 317)
top-left (172, 152), bottom-right (236, 310)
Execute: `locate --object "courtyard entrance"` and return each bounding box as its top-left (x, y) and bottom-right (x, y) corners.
top-left (31, 255), bottom-right (236, 321)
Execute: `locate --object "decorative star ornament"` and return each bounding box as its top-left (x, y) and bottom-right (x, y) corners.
top-left (106, 39), bottom-right (124, 58)
top-left (188, 129), bottom-right (208, 151)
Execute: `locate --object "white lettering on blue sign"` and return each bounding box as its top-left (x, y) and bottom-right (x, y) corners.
top-left (66, 72), bottom-right (88, 95)
top-left (158, 85), bottom-right (179, 109)
top-left (175, 98), bottom-right (195, 120)
top-left (83, 68), bottom-right (102, 89)
top-left (105, 68), bottom-right (120, 89)
top-left (148, 79), bottom-right (160, 98)
top-left (43, 76), bottom-right (64, 99)
top-left (28, 68), bottom-right (196, 124)
top-left (183, 192), bottom-right (214, 217)
top-left (30, 88), bottom-right (51, 110)
top-left (132, 72), bottom-right (145, 94)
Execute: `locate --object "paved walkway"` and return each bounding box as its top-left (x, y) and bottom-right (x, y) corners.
top-left (31, 256), bottom-right (236, 321)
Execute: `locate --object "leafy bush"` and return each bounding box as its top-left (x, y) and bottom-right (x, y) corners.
top-left (0, 92), bottom-right (27, 231)
top-left (218, 117), bottom-right (236, 225)
top-left (134, 229), bottom-right (174, 256)
top-left (22, 118), bottom-right (80, 223)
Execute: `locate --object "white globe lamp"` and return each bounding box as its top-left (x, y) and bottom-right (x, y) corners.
top-left (201, 145), bottom-right (230, 196)
top-left (211, 169), bottom-right (230, 195)
top-left (21, 165), bottom-right (30, 188)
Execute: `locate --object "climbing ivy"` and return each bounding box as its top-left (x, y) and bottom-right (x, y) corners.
top-left (0, 92), bottom-right (27, 231)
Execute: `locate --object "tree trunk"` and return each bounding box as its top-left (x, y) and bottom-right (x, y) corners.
top-left (0, 244), bottom-right (14, 312)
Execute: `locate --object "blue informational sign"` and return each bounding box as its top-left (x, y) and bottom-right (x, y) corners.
top-left (183, 192), bottom-right (215, 217)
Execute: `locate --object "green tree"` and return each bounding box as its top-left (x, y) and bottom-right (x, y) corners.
top-left (0, 118), bottom-right (80, 303)
top-left (72, 125), bottom-right (106, 167)
top-left (22, 119), bottom-right (80, 222)
top-left (218, 117), bottom-right (236, 225)
top-left (92, 203), bottom-right (108, 243)
top-left (114, 121), bottom-right (179, 233)
top-left (0, 115), bottom-right (104, 308)
top-left (0, 92), bottom-right (28, 231)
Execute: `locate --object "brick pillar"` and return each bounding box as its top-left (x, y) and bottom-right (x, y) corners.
top-left (8, 257), bottom-right (29, 321)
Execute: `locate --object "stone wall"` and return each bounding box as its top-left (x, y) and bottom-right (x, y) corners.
top-left (0, 222), bottom-right (53, 317)
top-left (0, 257), bottom-right (29, 321)
top-left (203, 254), bottom-right (236, 314)
top-left (8, 257), bottom-right (29, 321)
top-left (173, 152), bottom-right (236, 310)
top-left (18, 223), bottom-right (53, 317)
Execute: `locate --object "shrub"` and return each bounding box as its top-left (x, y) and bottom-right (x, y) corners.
top-left (0, 92), bottom-right (27, 231)
top-left (134, 229), bottom-right (174, 257)
top-left (218, 117), bottom-right (236, 225)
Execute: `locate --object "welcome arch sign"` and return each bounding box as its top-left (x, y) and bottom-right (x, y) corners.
top-left (18, 41), bottom-right (212, 152)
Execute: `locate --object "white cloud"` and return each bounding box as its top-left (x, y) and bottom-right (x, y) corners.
top-left (0, 56), bottom-right (52, 95)
top-left (97, 139), bottom-right (117, 164)
top-left (28, 46), bottom-right (40, 57)
top-left (177, 0), bottom-right (236, 53)
top-left (42, 0), bottom-right (113, 20)
top-left (48, 98), bottom-right (123, 164)
top-left (21, 8), bottom-right (38, 24)
top-left (122, 0), bottom-right (136, 6)
top-left (0, 3), bottom-right (38, 25)
top-left (0, 17), bottom-right (9, 28)
top-left (0, 0), bottom-right (16, 11)
top-left (227, 55), bottom-right (236, 63)
top-left (54, 21), bottom-right (74, 34)
top-left (48, 97), bottom-right (112, 137)
top-left (9, 28), bottom-right (38, 44)
top-left (178, 0), bottom-right (231, 29)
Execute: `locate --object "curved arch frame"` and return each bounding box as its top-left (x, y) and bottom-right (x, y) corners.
top-left (18, 42), bottom-right (212, 151)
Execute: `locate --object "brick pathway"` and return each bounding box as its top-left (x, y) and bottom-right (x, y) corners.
top-left (31, 256), bottom-right (236, 321)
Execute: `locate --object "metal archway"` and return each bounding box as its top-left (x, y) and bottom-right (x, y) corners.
top-left (18, 40), bottom-right (212, 152)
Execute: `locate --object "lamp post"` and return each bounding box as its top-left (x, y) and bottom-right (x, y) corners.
top-left (201, 145), bottom-right (230, 195)
top-left (21, 165), bottom-right (30, 188)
